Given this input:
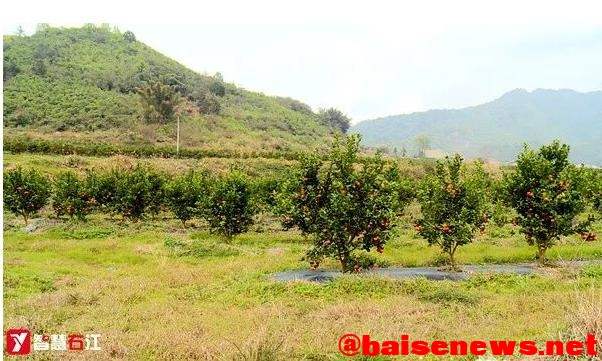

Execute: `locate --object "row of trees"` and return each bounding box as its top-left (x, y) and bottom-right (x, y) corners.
top-left (277, 137), bottom-right (600, 270)
top-left (4, 166), bottom-right (256, 242)
top-left (4, 136), bottom-right (601, 271)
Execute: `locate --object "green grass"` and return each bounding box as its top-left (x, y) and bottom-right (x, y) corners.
top-left (4, 211), bottom-right (602, 360)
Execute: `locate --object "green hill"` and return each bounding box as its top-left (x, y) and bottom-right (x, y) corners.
top-left (351, 88), bottom-right (602, 165)
top-left (3, 24), bottom-right (336, 155)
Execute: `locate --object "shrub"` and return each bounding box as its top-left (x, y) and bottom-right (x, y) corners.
top-left (52, 171), bottom-right (94, 220)
top-left (196, 91), bottom-right (221, 115)
top-left (146, 171), bottom-right (166, 219)
top-left (205, 171), bottom-right (255, 241)
top-left (3, 167), bottom-right (51, 224)
top-left (504, 140), bottom-right (593, 265)
top-left (165, 171), bottom-right (206, 226)
top-left (85, 170), bottom-right (119, 215)
top-left (113, 165), bottom-right (165, 221)
top-left (415, 155), bottom-right (490, 268)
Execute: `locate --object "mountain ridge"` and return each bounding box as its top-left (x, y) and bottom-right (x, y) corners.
top-left (351, 88), bottom-right (602, 165)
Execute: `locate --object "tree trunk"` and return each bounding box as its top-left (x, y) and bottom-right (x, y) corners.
top-left (337, 245), bottom-right (350, 273)
top-left (538, 247), bottom-right (546, 266)
top-left (449, 243), bottom-right (460, 271)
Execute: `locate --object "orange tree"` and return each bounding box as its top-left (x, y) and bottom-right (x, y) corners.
top-left (165, 170), bottom-right (207, 227)
top-left (52, 171), bottom-right (95, 220)
top-left (415, 154), bottom-right (490, 269)
top-left (205, 171), bottom-right (255, 242)
top-left (3, 167), bottom-right (51, 224)
top-left (504, 140), bottom-right (593, 265)
top-left (275, 154), bottom-right (322, 239)
top-left (282, 134), bottom-right (411, 272)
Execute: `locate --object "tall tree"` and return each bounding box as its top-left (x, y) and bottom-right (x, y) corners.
top-left (137, 81), bottom-right (180, 124)
top-left (15, 25), bottom-right (25, 37)
top-left (414, 135), bottom-right (431, 157)
top-left (318, 107), bottom-right (351, 133)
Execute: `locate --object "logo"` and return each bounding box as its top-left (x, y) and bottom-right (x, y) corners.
top-left (5, 329), bottom-right (101, 356)
top-left (6, 329), bottom-right (31, 355)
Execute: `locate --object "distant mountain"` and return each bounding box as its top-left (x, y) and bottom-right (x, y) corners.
top-left (3, 25), bottom-right (336, 154)
top-left (351, 89), bottom-right (602, 165)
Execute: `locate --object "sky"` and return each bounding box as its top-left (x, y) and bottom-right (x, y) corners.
top-left (2, 0), bottom-right (602, 123)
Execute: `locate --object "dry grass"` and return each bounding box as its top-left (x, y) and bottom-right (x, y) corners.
top-left (3, 152), bottom-right (296, 178)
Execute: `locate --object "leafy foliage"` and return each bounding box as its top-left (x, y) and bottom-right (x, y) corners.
top-left (206, 171), bottom-right (256, 240)
top-left (85, 170), bottom-right (119, 214)
top-left (165, 171), bottom-right (206, 226)
top-left (122, 30), bottom-right (136, 43)
top-left (196, 91), bottom-right (221, 115)
top-left (4, 137), bottom-right (306, 161)
top-left (52, 171), bottom-right (94, 220)
top-left (582, 167), bottom-right (602, 215)
top-left (208, 79), bottom-right (226, 97)
top-left (285, 134), bottom-right (410, 272)
top-left (318, 107), bottom-right (351, 133)
top-left (251, 175), bottom-right (286, 212)
top-left (504, 140), bottom-right (593, 264)
top-left (112, 165), bottom-right (165, 221)
top-left (3, 167), bottom-right (51, 224)
top-left (137, 80), bottom-right (180, 123)
top-left (275, 154), bottom-right (323, 238)
top-left (415, 154), bottom-right (490, 268)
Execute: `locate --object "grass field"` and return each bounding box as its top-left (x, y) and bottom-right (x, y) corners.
top-left (4, 206), bottom-right (602, 360)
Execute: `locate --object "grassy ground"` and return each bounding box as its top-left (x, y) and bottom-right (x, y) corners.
top-left (2, 152), bottom-right (297, 178)
top-left (3, 208), bottom-right (602, 360)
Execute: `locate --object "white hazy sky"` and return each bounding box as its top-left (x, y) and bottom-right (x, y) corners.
top-left (2, 0), bottom-right (602, 123)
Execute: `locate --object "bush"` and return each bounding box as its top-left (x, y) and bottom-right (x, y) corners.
top-left (146, 171), bottom-right (166, 219)
top-left (85, 170), bottom-right (119, 215)
top-left (165, 171), bottom-right (206, 226)
top-left (196, 91), bottom-right (221, 115)
top-left (3, 167), bottom-right (51, 224)
top-left (51, 171), bottom-right (94, 220)
top-left (205, 171), bottom-right (255, 241)
top-left (415, 155), bottom-right (490, 268)
top-left (112, 165), bottom-right (165, 221)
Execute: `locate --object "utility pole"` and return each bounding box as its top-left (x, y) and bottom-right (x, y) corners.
top-left (176, 116), bottom-right (180, 156)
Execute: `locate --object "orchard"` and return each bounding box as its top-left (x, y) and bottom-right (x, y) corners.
top-left (3, 137), bottom-right (600, 270)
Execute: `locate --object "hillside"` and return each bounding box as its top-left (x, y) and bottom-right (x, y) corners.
top-left (3, 25), bottom-right (336, 154)
top-left (351, 89), bottom-right (602, 165)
